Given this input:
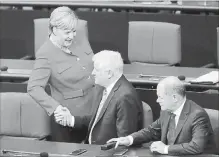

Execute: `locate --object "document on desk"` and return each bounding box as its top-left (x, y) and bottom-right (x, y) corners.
top-left (190, 71), bottom-right (219, 85)
top-left (140, 1), bottom-right (172, 4)
top-left (139, 74), bottom-right (166, 81)
top-left (7, 69), bottom-right (32, 75)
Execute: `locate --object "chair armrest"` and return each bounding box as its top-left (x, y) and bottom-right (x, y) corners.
top-left (20, 55), bottom-right (35, 60)
top-left (123, 59), bottom-right (130, 64)
top-left (201, 63), bottom-right (216, 68)
top-left (169, 63), bottom-right (180, 66)
top-left (36, 135), bottom-right (51, 141)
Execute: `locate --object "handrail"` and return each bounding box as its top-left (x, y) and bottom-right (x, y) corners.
top-left (0, 1), bottom-right (219, 12)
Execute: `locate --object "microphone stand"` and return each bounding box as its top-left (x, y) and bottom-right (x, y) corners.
top-left (1, 149), bottom-right (73, 157)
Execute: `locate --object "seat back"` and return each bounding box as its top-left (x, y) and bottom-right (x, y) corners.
top-left (142, 101), bottom-right (153, 128)
top-left (204, 108), bottom-right (219, 154)
top-left (128, 21), bottom-right (181, 66)
top-left (0, 92), bottom-right (51, 138)
top-left (34, 18), bottom-right (89, 54)
top-left (217, 27), bottom-right (219, 66)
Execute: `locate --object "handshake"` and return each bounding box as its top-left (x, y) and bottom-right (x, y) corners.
top-left (54, 105), bottom-right (73, 127)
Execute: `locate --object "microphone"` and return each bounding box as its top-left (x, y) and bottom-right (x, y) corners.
top-left (2, 149), bottom-right (71, 157)
top-left (152, 151), bottom-right (161, 154)
top-left (101, 142), bottom-right (117, 150)
top-left (0, 66), bottom-right (8, 71)
top-left (2, 149), bottom-right (39, 155)
top-left (178, 75), bottom-right (186, 81)
top-left (40, 152), bottom-right (49, 157)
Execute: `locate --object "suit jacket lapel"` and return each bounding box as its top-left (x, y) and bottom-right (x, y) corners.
top-left (94, 75), bottom-right (124, 126)
top-left (88, 86), bottom-right (104, 132)
top-left (173, 99), bottom-right (190, 143)
top-left (162, 112), bottom-right (172, 144)
top-left (95, 91), bottom-right (114, 124)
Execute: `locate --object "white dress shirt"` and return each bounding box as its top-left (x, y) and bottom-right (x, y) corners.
top-left (71, 75), bottom-right (122, 144)
top-left (88, 78), bottom-right (119, 144)
top-left (172, 97), bottom-right (186, 128)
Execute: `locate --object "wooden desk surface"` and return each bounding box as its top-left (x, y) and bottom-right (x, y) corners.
top-left (1, 59), bottom-right (219, 90)
top-left (0, 138), bottom-right (218, 157)
top-left (1, 59), bottom-right (217, 76)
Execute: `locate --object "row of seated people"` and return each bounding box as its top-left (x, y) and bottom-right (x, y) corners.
top-left (0, 6), bottom-right (218, 155)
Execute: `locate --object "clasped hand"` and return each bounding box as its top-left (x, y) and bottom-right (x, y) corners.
top-left (107, 138), bottom-right (168, 154)
top-left (54, 106), bottom-right (72, 127)
top-left (150, 141), bottom-right (168, 154)
top-left (107, 137), bottom-right (131, 149)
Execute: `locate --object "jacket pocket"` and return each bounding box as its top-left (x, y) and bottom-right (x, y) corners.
top-left (63, 89), bottom-right (84, 99)
top-left (84, 50), bottom-right (92, 55)
top-left (57, 63), bottom-right (72, 74)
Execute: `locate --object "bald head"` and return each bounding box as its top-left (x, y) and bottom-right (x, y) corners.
top-left (158, 76), bottom-right (186, 97)
top-left (156, 76), bottom-right (186, 111)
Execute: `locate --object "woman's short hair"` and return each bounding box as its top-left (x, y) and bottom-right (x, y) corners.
top-left (49, 6), bottom-right (78, 35)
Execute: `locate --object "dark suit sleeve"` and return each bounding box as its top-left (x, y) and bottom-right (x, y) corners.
top-left (27, 58), bottom-right (60, 116)
top-left (168, 111), bottom-right (212, 155)
top-left (116, 96), bottom-right (141, 137)
top-left (74, 115), bottom-right (92, 129)
top-left (131, 118), bottom-right (162, 145)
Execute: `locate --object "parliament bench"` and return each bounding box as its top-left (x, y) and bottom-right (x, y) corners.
top-left (204, 108), bottom-right (219, 154)
top-left (0, 92), bottom-right (51, 140)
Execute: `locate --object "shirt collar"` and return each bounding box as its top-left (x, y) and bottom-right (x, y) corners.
top-left (105, 74), bottom-right (122, 95)
top-left (49, 36), bottom-right (72, 55)
top-left (173, 97), bottom-right (186, 117)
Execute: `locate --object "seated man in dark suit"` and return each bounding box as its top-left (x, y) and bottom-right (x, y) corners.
top-left (108, 76), bottom-right (215, 155)
top-left (54, 50), bottom-right (143, 145)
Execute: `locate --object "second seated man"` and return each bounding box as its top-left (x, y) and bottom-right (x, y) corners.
top-left (108, 76), bottom-right (215, 155)
top-left (55, 50), bottom-right (143, 144)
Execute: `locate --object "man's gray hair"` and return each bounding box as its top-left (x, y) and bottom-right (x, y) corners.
top-left (92, 50), bottom-right (124, 74)
top-left (49, 6), bottom-right (78, 35)
top-left (158, 76), bottom-right (186, 97)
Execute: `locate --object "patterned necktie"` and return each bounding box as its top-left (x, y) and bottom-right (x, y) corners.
top-left (167, 113), bottom-right (176, 145)
top-left (94, 89), bottom-right (108, 121)
top-left (88, 89), bottom-right (108, 144)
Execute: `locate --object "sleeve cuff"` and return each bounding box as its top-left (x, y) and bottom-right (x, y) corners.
top-left (164, 145), bottom-right (169, 154)
top-left (56, 105), bottom-right (62, 110)
top-left (127, 135), bottom-right (134, 146)
top-left (70, 116), bottom-right (75, 127)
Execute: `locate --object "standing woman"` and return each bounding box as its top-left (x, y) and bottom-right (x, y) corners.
top-left (27, 6), bottom-right (94, 143)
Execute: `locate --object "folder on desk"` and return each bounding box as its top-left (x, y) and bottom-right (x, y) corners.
top-left (7, 69), bottom-right (32, 75)
top-left (189, 71), bottom-right (219, 85)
